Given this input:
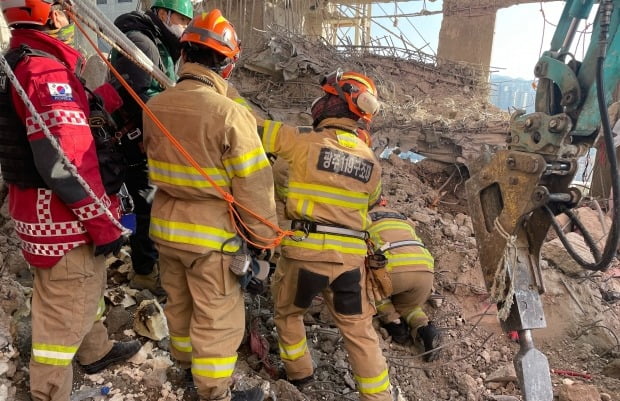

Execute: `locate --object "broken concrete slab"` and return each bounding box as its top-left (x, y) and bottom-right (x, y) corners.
top-left (133, 299), bottom-right (168, 341)
top-left (541, 232), bottom-right (594, 276)
top-left (557, 383), bottom-right (601, 401)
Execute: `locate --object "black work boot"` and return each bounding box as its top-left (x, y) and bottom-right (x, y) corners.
top-left (184, 368), bottom-right (198, 397)
top-left (231, 387), bottom-right (264, 401)
top-left (81, 340), bottom-right (141, 374)
top-left (383, 320), bottom-right (410, 344)
top-left (417, 322), bottom-right (440, 361)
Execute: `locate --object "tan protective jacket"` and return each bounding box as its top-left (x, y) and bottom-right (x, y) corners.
top-left (368, 206), bottom-right (434, 273)
top-left (261, 117), bottom-right (382, 262)
top-left (143, 63), bottom-right (277, 254)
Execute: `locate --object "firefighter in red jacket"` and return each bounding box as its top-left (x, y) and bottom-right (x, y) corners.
top-left (0, 1), bottom-right (140, 399)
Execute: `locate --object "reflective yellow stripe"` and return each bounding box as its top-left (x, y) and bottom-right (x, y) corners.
top-left (192, 355), bottom-right (237, 378)
top-left (355, 369), bottom-right (390, 394)
top-left (294, 198), bottom-right (315, 219)
top-left (275, 184), bottom-right (289, 201)
top-left (233, 97), bottom-right (252, 111)
top-left (171, 336), bottom-right (192, 353)
top-left (279, 337), bottom-right (308, 361)
top-left (375, 298), bottom-right (393, 312)
top-left (148, 159), bottom-right (230, 188)
top-left (368, 220), bottom-right (419, 239)
top-left (405, 307), bottom-right (427, 328)
top-left (222, 146), bottom-right (270, 177)
top-left (32, 343), bottom-right (77, 366)
top-left (150, 217), bottom-right (240, 252)
top-left (336, 130), bottom-right (358, 148)
top-left (282, 232), bottom-right (367, 255)
top-left (288, 181), bottom-right (368, 210)
top-left (262, 120), bottom-right (283, 153)
top-left (95, 297), bottom-right (105, 321)
top-left (213, 15), bottom-right (227, 25)
top-left (384, 252), bottom-right (434, 271)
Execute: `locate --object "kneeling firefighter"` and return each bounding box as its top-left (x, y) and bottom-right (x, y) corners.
top-left (259, 70), bottom-right (394, 400)
top-left (368, 198), bottom-right (440, 361)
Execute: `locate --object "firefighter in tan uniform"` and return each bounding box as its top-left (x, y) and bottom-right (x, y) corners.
top-left (368, 199), bottom-right (440, 361)
top-left (260, 71), bottom-right (393, 401)
top-left (142, 10), bottom-right (276, 401)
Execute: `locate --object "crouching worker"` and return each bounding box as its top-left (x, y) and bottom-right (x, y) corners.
top-left (142, 9), bottom-right (277, 401)
top-left (0, 1), bottom-right (141, 399)
top-left (368, 198), bottom-right (440, 361)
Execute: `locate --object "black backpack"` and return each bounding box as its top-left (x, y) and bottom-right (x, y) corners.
top-left (0, 44), bottom-right (126, 195)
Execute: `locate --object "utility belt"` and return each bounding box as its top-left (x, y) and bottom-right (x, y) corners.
top-left (377, 239), bottom-right (425, 253)
top-left (366, 240), bottom-right (426, 302)
top-left (368, 239), bottom-right (426, 271)
top-left (290, 219), bottom-right (369, 241)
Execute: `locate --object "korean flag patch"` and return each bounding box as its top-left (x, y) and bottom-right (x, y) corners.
top-left (47, 83), bottom-right (73, 101)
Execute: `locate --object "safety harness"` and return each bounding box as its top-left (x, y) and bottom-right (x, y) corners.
top-left (369, 211), bottom-right (427, 254)
top-left (291, 219), bottom-right (369, 241)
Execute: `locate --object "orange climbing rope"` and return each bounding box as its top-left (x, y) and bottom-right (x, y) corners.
top-left (69, 11), bottom-right (293, 250)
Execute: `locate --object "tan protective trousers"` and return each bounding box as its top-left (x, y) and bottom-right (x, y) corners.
top-left (30, 245), bottom-right (113, 401)
top-left (272, 255), bottom-right (392, 401)
top-left (157, 244), bottom-right (244, 401)
top-left (376, 270), bottom-right (434, 331)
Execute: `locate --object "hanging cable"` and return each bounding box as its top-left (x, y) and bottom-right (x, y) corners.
top-left (0, 54), bottom-right (130, 236)
top-left (67, 8), bottom-right (294, 250)
top-left (68, 0), bottom-right (174, 88)
top-left (546, 0), bottom-right (620, 271)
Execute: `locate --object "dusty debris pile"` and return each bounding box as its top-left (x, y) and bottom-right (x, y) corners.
top-left (0, 156), bottom-right (618, 401)
top-left (234, 29), bottom-right (511, 164)
top-left (0, 27), bottom-right (618, 401)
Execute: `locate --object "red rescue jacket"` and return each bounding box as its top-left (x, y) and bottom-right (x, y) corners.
top-left (7, 29), bottom-right (123, 268)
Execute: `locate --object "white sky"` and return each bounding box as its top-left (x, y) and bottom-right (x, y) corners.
top-left (369, 1), bottom-right (594, 79)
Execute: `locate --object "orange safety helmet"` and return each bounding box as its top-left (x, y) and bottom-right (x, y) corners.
top-left (181, 9), bottom-right (240, 60)
top-left (320, 69), bottom-right (379, 123)
top-left (1, 0), bottom-right (55, 26)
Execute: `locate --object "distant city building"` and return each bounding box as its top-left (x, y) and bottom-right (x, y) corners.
top-left (489, 75), bottom-right (537, 113)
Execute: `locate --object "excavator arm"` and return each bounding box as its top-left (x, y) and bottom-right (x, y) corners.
top-left (465, 1), bottom-right (620, 400)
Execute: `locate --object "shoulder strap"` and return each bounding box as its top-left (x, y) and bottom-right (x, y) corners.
top-left (5, 44), bottom-right (60, 70)
top-left (369, 211), bottom-right (408, 221)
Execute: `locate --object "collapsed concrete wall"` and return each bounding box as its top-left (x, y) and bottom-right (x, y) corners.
top-left (234, 30), bottom-right (510, 164)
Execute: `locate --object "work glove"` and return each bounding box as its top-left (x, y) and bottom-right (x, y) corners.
top-left (94, 236), bottom-right (128, 258)
top-left (239, 258), bottom-right (269, 296)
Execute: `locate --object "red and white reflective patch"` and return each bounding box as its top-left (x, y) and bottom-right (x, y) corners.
top-left (26, 109), bottom-right (88, 135)
top-left (47, 83), bottom-right (73, 101)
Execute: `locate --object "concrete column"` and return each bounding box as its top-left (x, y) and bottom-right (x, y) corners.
top-left (203, 0), bottom-right (266, 49)
top-left (437, 0), bottom-right (497, 68)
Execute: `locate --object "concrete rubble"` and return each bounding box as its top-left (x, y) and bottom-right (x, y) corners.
top-left (1, 16), bottom-right (619, 401)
